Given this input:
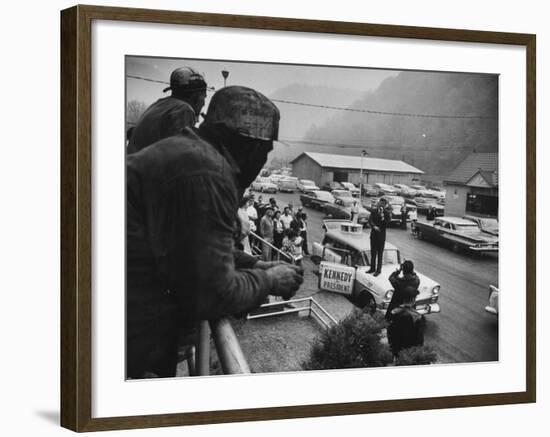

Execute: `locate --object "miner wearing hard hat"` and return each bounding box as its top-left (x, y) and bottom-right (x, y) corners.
top-left (126, 86), bottom-right (303, 378)
top-left (127, 66), bottom-right (208, 154)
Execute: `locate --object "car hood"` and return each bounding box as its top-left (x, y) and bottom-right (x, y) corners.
top-left (356, 265), bottom-right (439, 300)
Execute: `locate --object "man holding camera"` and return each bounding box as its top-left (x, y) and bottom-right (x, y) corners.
top-left (385, 260), bottom-right (420, 321)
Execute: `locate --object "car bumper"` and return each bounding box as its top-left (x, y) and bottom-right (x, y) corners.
top-left (415, 302), bottom-right (440, 315)
top-left (469, 246), bottom-right (499, 252)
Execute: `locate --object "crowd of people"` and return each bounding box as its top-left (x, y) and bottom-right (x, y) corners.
top-left (236, 194), bottom-right (309, 266)
top-left (125, 64), bottom-right (427, 377)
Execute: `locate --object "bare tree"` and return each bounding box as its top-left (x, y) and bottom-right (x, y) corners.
top-left (126, 100), bottom-right (148, 126)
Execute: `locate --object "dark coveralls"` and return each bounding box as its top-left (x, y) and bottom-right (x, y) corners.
top-left (127, 96), bottom-right (196, 154)
top-left (368, 206), bottom-right (391, 273)
top-left (387, 305), bottom-right (425, 356)
top-left (126, 128), bottom-right (273, 378)
top-left (385, 270), bottom-right (420, 320)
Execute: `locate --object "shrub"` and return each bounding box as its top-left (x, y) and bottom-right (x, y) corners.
top-left (394, 345), bottom-right (438, 366)
top-left (303, 309), bottom-right (393, 370)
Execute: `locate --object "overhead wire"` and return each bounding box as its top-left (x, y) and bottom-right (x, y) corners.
top-left (126, 74), bottom-right (496, 120)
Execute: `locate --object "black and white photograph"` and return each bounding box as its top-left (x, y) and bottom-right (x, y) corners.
top-left (125, 56), bottom-right (499, 379)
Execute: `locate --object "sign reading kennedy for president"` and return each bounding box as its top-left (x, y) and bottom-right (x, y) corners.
top-left (319, 262), bottom-right (356, 296)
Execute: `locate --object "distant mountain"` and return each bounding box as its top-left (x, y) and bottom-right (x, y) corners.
top-left (268, 84), bottom-right (359, 140)
top-left (302, 71), bottom-right (498, 178)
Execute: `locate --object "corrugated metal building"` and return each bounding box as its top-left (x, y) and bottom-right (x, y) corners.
top-left (443, 152), bottom-right (498, 217)
top-left (290, 152), bottom-right (424, 187)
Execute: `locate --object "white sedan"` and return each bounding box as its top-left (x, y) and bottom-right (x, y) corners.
top-left (312, 220), bottom-right (441, 315)
top-left (251, 177), bottom-right (278, 193)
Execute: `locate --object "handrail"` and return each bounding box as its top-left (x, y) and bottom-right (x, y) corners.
top-left (194, 317), bottom-right (251, 376)
top-left (247, 296), bottom-right (338, 330)
top-left (249, 231), bottom-right (294, 263)
top-left (210, 318), bottom-right (251, 374)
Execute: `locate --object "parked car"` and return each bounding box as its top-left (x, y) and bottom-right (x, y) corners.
top-left (411, 184), bottom-right (437, 198)
top-left (463, 215), bottom-right (499, 236)
top-left (297, 179), bottom-right (319, 192)
top-left (361, 184), bottom-right (379, 197)
top-left (340, 181), bottom-right (361, 197)
top-left (277, 178), bottom-right (297, 193)
top-left (331, 189), bottom-right (354, 201)
top-left (251, 177), bottom-right (278, 193)
top-left (393, 183), bottom-right (418, 198)
top-left (323, 198), bottom-right (370, 226)
top-left (322, 181), bottom-right (345, 192)
top-left (414, 197), bottom-right (445, 215)
top-left (373, 182), bottom-right (398, 195)
top-left (300, 189), bottom-right (335, 210)
top-left (414, 216), bottom-right (499, 253)
top-left (311, 220), bottom-right (441, 315)
top-left (379, 195), bottom-right (417, 224)
top-left (485, 285), bottom-right (499, 315)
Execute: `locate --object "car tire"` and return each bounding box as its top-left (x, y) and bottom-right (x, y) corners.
top-left (357, 291), bottom-right (377, 315)
top-left (310, 255), bottom-right (321, 265)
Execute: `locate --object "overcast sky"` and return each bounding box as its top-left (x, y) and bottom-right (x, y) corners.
top-left (126, 55), bottom-right (398, 109)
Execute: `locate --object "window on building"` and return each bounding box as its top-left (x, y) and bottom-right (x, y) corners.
top-left (333, 171), bottom-right (348, 183)
top-left (466, 193), bottom-right (498, 217)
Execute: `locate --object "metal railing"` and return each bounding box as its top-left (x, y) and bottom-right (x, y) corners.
top-left (247, 296), bottom-right (338, 330)
top-left (248, 231), bottom-right (295, 263)
top-left (188, 296), bottom-right (338, 376)
top-left (192, 318), bottom-right (251, 376)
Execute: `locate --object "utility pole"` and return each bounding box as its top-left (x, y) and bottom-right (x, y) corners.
top-left (221, 69), bottom-right (229, 88)
top-left (359, 150), bottom-right (367, 199)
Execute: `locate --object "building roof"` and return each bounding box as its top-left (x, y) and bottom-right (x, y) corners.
top-left (291, 152), bottom-right (424, 174)
top-left (444, 152), bottom-right (498, 185)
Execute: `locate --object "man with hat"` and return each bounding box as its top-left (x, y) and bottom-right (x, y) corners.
top-left (385, 260), bottom-right (420, 321)
top-left (126, 86), bottom-right (303, 378)
top-left (259, 206), bottom-right (275, 261)
top-left (127, 66), bottom-right (208, 154)
top-left (386, 285), bottom-right (425, 357)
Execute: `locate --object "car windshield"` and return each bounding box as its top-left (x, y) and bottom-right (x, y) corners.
top-left (455, 224), bottom-right (480, 233)
top-left (480, 218), bottom-right (498, 228)
top-left (384, 196), bottom-right (404, 205)
top-left (333, 190), bottom-right (352, 197)
top-left (363, 249), bottom-right (400, 266)
top-left (314, 191), bottom-right (334, 202)
top-left (342, 182), bottom-right (355, 189)
top-left (339, 198), bottom-right (357, 207)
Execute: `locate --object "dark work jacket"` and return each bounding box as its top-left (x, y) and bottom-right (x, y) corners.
top-left (385, 271), bottom-right (421, 320)
top-left (126, 128), bottom-right (271, 377)
top-left (387, 305), bottom-right (425, 356)
top-left (127, 96), bottom-right (196, 154)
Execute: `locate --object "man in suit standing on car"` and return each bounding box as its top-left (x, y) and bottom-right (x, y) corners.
top-left (367, 197), bottom-right (391, 276)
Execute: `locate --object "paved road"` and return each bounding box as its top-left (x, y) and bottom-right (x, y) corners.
top-left (262, 190), bottom-right (499, 364)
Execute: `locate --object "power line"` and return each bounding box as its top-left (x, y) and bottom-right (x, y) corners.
top-left (126, 74), bottom-right (216, 91)
top-left (126, 74), bottom-right (169, 85)
top-left (278, 138), bottom-right (474, 152)
top-left (126, 74), bottom-right (495, 120)
top-left (272, 99), bottom-right (494, 120)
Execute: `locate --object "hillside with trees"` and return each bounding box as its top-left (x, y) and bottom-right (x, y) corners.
top-left (267, 71), bottom-right (498, 178)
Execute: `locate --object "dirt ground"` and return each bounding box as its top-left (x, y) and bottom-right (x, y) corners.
top-left (231, 257), bottom-right (357, 374)
top-left (176, 257), bottom-right (357, 376)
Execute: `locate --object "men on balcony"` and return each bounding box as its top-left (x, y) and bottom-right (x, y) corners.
top-left (126, 86), bottom-right (303, 379)
top-left (127, 66), bottom-right (208, 154)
